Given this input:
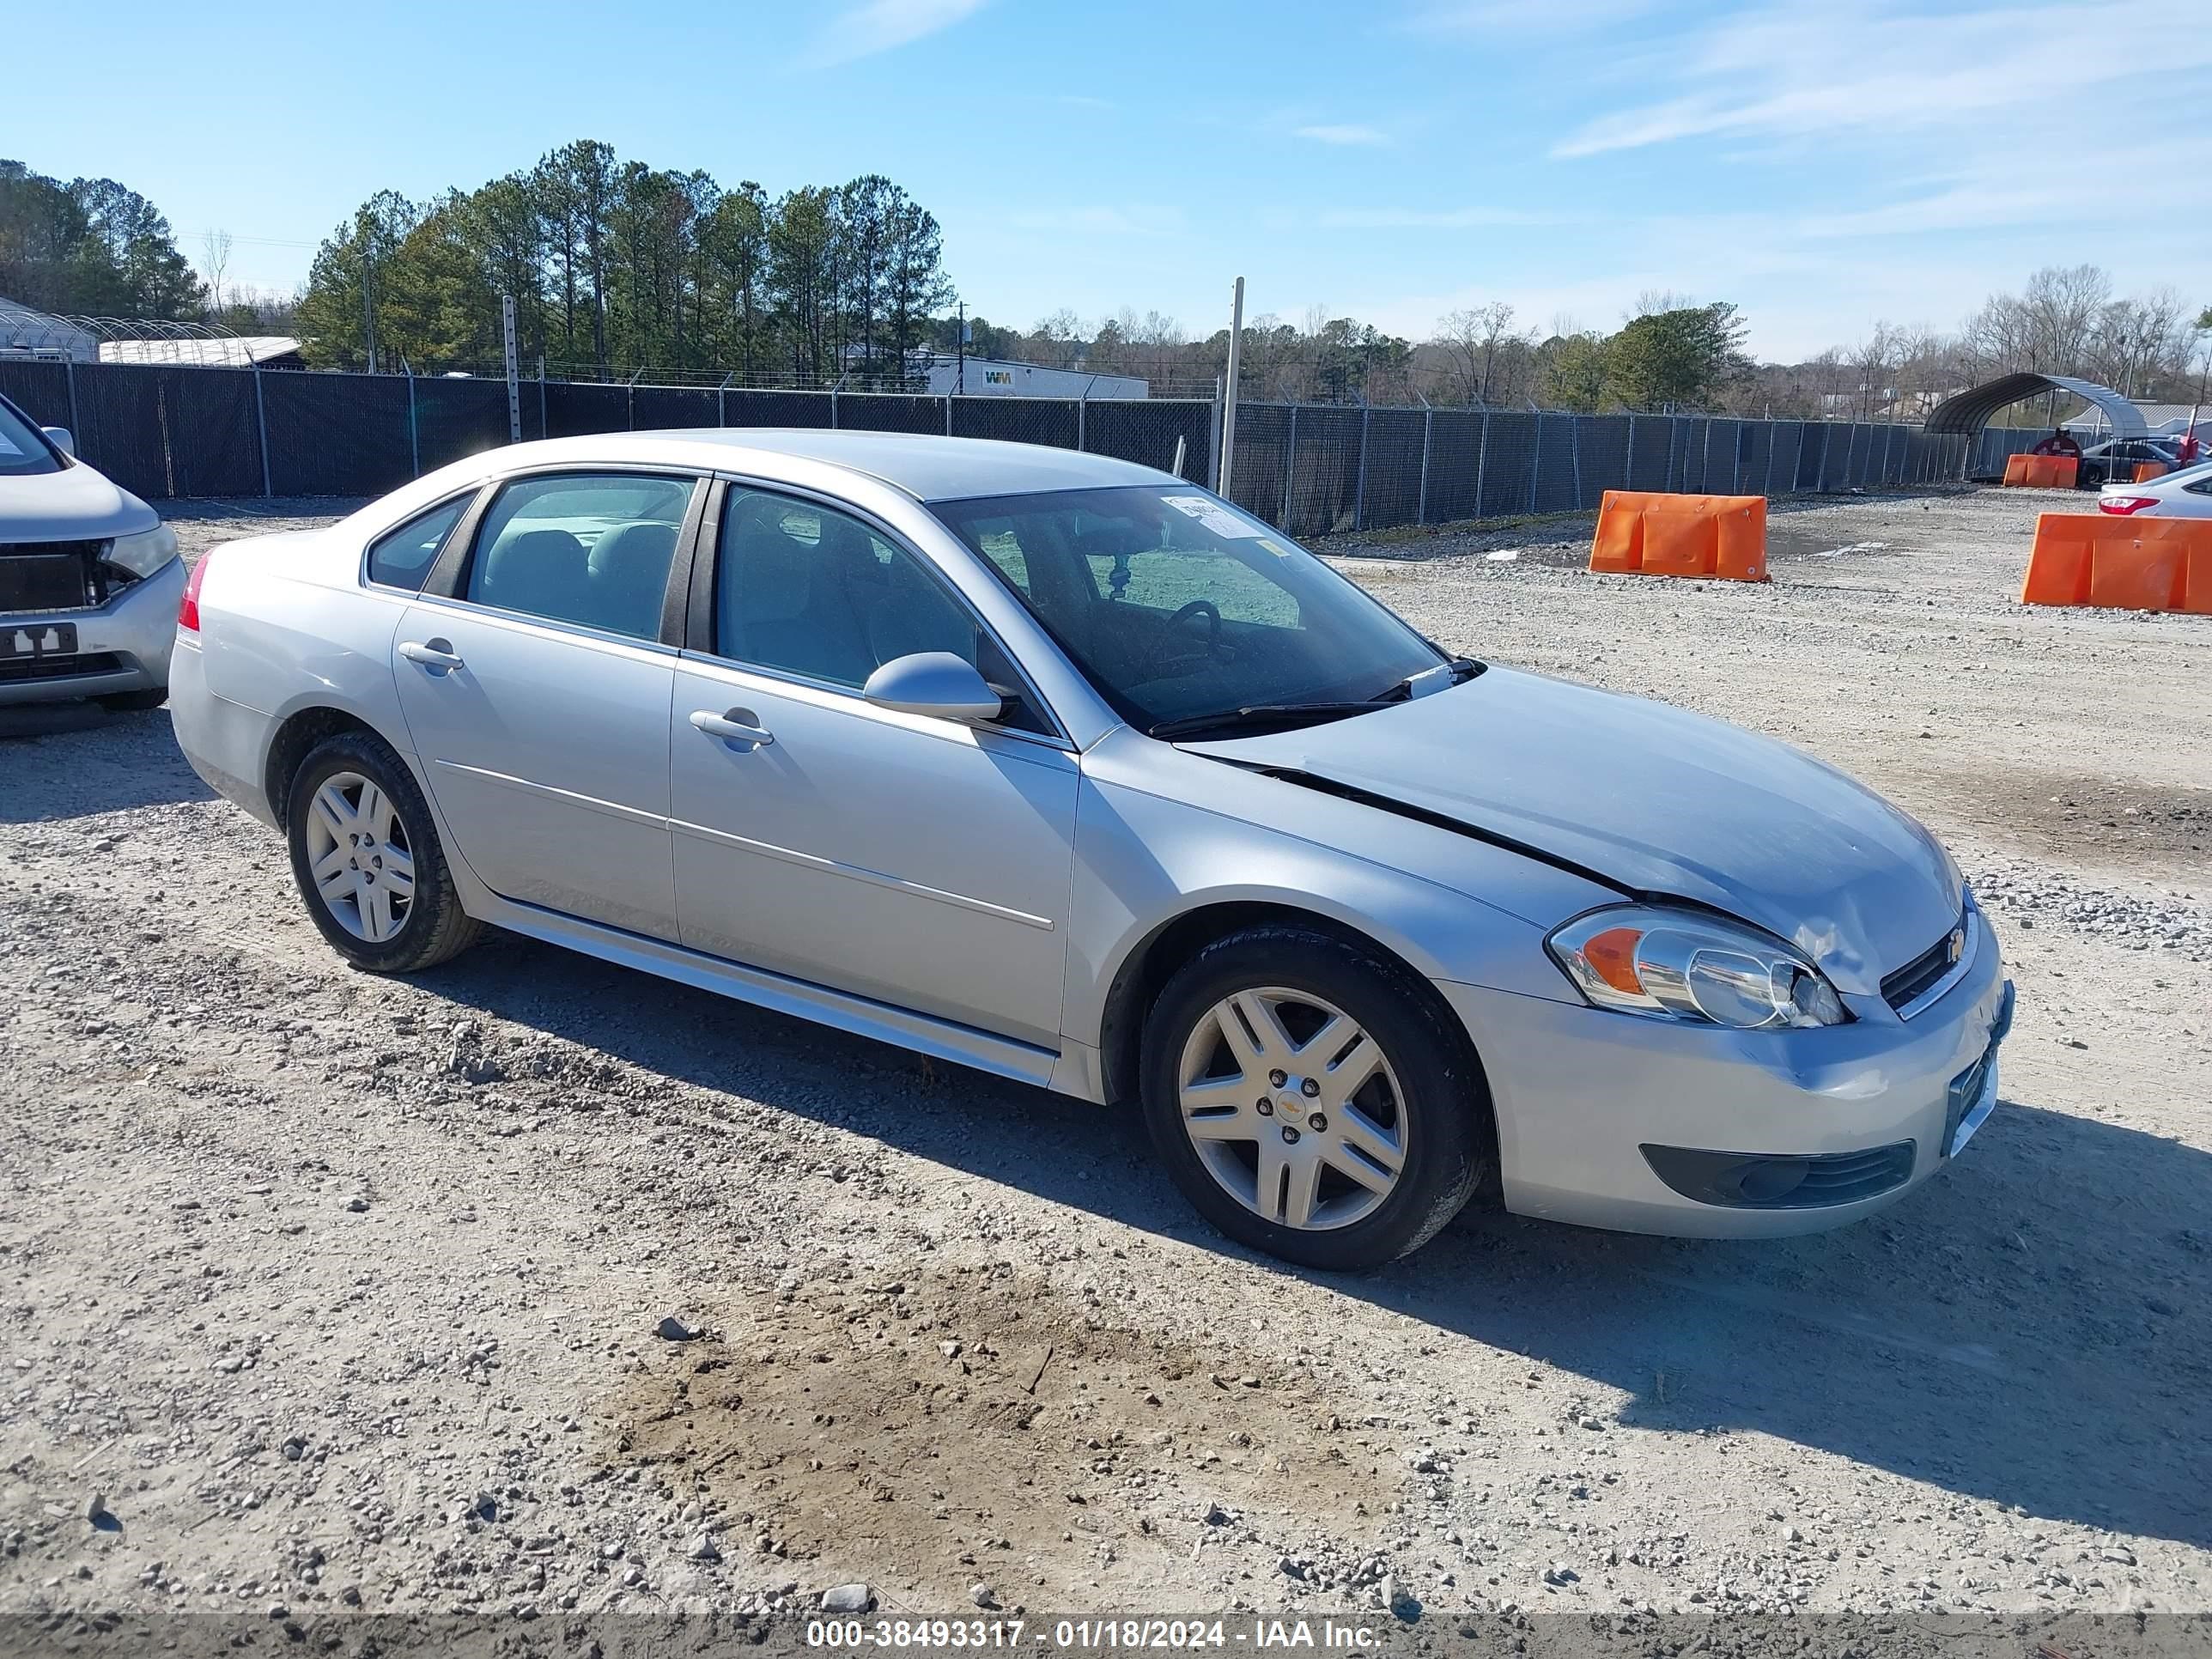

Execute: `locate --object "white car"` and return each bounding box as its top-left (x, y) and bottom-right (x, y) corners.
top-left (2097, 459), bottom-right (2212, 520)
top-left (169, 432), bottom-right (2012, 1268)
top-left (0, 390), bottom-right (185, 708)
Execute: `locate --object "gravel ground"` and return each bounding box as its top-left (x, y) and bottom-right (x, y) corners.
top-left (2, 485), bottom-right (2208, 1637)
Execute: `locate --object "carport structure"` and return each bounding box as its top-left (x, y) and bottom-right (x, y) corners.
top-left (1926, 374), bottom-right (2150, 479)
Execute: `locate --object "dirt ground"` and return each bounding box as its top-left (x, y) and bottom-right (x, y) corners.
top-left (2, 485), bottom-right (2208, 1635)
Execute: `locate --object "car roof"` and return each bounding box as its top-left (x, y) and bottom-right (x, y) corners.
top-left (480, 428), bottom-right (1179, 503)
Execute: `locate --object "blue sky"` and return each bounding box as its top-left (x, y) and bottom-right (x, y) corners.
top-left (17, 0), bottom-right (2211, 360)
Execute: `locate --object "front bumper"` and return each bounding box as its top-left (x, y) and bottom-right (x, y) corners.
top-left (1439, 917), bottom-right (2013, 1237)
top-left (0, 556), bottom-right (185, 705)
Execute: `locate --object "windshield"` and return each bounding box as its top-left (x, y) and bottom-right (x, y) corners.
top-left (0, 396), bottom-right (64, 478)
top-left (932, 484), bottom-right (1446, 734)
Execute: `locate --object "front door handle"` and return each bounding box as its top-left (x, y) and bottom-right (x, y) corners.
top-left (399, 639), bottom-right (465, 673)
top-left (689, 708), bottom-right (775, 749)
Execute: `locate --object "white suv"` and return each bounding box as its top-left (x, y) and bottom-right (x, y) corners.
top-left (0, 389), bottom-right (184, 709)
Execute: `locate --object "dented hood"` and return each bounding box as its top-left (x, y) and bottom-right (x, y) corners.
top-left (1184, 666), bottom-right (1961, 995)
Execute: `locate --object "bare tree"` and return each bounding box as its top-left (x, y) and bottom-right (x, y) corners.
top-left (1431, 302), bottom-right (1528, 405)
top-left (200, 229), bottom-right (233, 316)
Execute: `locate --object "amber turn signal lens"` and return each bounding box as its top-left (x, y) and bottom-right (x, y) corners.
top-left (1581, 926), bottom-right (1646, 995)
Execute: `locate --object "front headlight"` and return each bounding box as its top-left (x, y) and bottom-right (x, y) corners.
top-left (104, 523), bottom-right (179, 580)
top-left (1547, 905), bottom-right (1850, 1030)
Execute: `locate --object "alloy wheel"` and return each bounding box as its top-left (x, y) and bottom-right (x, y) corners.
top-left (1176, 987), bottom-right (1408, 1231)
top-left (303, 770), bottom-right (416, 944)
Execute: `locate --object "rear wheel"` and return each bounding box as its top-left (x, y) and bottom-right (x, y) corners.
top-left (1139, 924), bottom-right (1491, 1270)
top-left (285, 731), bottom-right (482, 972)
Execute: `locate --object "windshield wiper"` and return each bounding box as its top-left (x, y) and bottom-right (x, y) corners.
top-left (1147, 702), bottom-right (1382, 742)
top-left (1149, 659), bottom-right (1482, 743)
top-left (1382, 656), bottom-right (1481, 702)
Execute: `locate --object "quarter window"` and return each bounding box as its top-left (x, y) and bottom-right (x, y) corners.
top-left (365, 497), bottom-right (469, 591)
top-left (466, 472), bottom-right (693, 640)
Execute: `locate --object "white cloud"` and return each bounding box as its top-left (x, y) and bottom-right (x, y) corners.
top-left (1552, 1), bottom-right (2212, 157)
top-left (1411, 0), bottom-right (1655, 33)
top-left (1003, 205), bottom-right (1187, 236)
top-left (1294, 124), bottom-right (1392, 147)
top-left (810, 0), bottom-right (988, 66)
top-left (1306, 204), bottom-right (1576, 229)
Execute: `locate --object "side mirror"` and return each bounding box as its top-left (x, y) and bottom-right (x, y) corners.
top-left (41, 426), bottom-right (76, 458)
top-left (862, 651), bottom-right (1003, 723)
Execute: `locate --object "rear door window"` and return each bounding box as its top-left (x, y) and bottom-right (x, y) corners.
top-left (465, 472), bottom-right (694, 640)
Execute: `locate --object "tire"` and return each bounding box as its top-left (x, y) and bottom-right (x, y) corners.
top-left (97, 686), bottom-right (168, 712)
top-left (1139, 923), bottom-right (1492, 1271)
top-left (285, 730), bottom-right (483, 973)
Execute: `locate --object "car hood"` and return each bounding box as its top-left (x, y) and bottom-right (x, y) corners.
top-left (0, 462), bottom-right (157, 544)
top-left (1184, 666), bottom-right (1961, 994)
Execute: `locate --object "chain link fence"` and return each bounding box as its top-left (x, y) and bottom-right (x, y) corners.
top-left (0, 357), bottom-right (2000, 538)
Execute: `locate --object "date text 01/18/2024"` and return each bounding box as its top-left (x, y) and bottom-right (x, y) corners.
top-left (804, 1619), bottom-right (1383, 1650)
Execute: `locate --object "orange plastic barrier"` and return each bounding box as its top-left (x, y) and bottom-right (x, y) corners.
top-left (2134, 461), bottom-right (2170, 483)
top-left (1589, 491), bottom-right (1766, 582)
top-left (2003, 454), bottom-right (2079, 489)
top-left (2021, 513), bottom-right (2212, 615)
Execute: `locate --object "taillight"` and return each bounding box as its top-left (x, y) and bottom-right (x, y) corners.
top-left (2098, 495), bottom-right (2160, 516)
top-left (179, 554), bottom-right (210, 633)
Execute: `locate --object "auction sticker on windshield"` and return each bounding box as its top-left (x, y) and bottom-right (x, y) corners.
top-left (1161, 495), bottom-right (1264, 538)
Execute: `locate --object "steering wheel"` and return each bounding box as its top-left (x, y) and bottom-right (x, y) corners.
top-left (1168, 599), bottom-right (1222, 653)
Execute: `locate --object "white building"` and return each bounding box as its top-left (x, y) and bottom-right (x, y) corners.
top-left (921, 355), bottom-right (1146, 399)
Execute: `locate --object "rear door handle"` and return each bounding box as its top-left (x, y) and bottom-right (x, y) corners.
top-left (399, 639), bottom-right (465, 673)
top-left (689, 708), bottom-right (775, 748)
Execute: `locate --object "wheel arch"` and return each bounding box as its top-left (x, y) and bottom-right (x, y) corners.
top-left (262, 705), bottom-right (392, 826)
top-left (1094, 900), bottom-right (1496, 1154)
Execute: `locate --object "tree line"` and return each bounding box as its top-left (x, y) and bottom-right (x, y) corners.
top-left (0, 159), bottom-right (203, 321)
top-left (291, 141), bottom-right (954, 386)
top-left (7, 151), bottom-right (2205, 423)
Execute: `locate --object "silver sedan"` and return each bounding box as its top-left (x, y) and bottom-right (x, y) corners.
top-left (169, 432), bottom-right (2014, 1269)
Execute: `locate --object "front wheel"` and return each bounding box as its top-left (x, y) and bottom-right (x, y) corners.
top-left (285, 731), bottom-right (482, 972)
top-left (97, 686), bottom-right (168, 712)
top-left (1139, 924), bottom-right (1492, 1270)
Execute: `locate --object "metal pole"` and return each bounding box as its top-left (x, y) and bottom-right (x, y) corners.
top-left (1570, 413), bottom-right (1583, 508)
top-left (944, 392), bottom-right (953, 436)
top-left (720, 372), bottom-right (732, 428)
top-left (252, 366), bottom-right (271, 498)
top-left (1626, 413), bottom-right (1637, 488)
top-left (626, 368), bottom-right (640, 431)
top-left (1078, 387), bottom-right (1088, 453)
top-left (1353, 405), bottom-right (1370, 531)
top-left (64, 356), bottom-right (80, 440)
top-left (502, 294), bottom-right (521, 445)
top-left (1765, 421), bottom-right (1778, 496)
top-left (1218, 277), bottom-right (1245, 498)
top-left (1279, 403), bottom-right (1298, 532)
top-left (405, 367), bottom-right (419, 478)
top-left (1417, 404), bottom-right (1432, 526)
top-left (1701, 418), bottom-right (1714, 495)
top-left (1528, 411), bottom-right (1540, 514)
top-left (1474, 411), bottom-right (1490, 519)
top-left (1207, 375), bottom-right (1222, 494)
